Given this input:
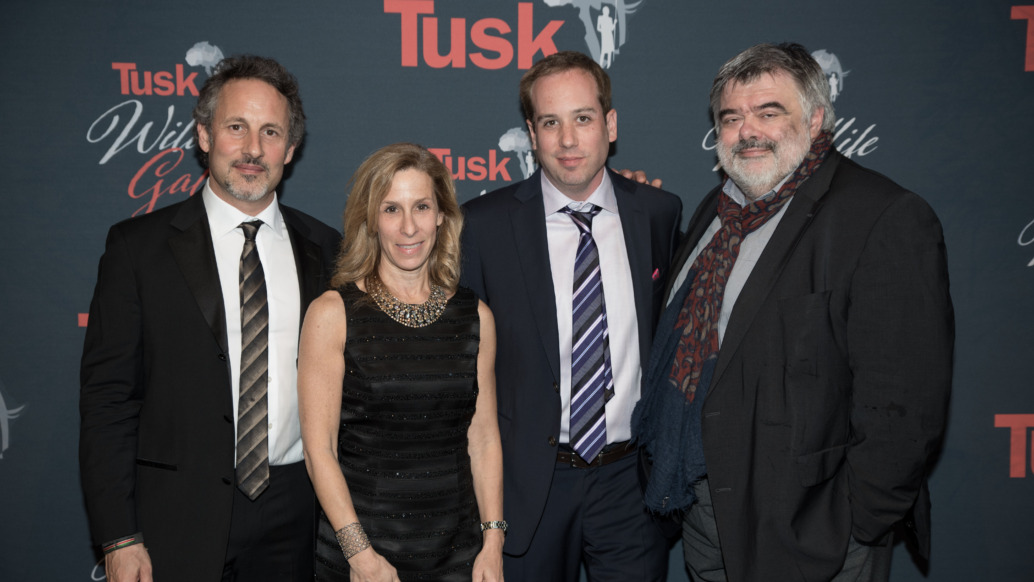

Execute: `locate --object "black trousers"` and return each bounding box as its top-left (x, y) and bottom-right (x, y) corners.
top-left (223, 461), bottom-right (315, 582)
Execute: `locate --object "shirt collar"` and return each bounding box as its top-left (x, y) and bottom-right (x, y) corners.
top-left (201, 179), bottom-right (286, 240)
top-left (541, 169), bottom-right (618, 216)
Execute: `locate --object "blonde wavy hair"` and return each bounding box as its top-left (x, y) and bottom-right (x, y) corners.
top-left (331, 143), bottom-right (463, 293)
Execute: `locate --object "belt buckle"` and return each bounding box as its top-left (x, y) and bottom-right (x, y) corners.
top-left (564, 450), bottom-right (591, 468)
top-left (576, 450), bottom-right (602, 468)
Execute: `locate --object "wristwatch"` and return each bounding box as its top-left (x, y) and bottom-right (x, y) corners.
top-left (480, 520), bottom-right (508, 534)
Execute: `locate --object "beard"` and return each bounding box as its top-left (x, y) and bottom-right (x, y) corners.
top-left (717, 125), bottom-right (813, 200)
top-left (215, 155), bottom-right (274, 202)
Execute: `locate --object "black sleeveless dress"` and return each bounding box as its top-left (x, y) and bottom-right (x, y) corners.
top-left (314, 284), bottom-right (483, 581)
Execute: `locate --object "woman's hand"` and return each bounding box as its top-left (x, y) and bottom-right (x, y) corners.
top-left (471, 531), bottom-right (504, 582)
top-left (348, 547), bottom-right (399, 582)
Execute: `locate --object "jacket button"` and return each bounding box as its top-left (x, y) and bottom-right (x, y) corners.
top-left (218, 353), bottom-right (227, 361)
top-left (221, 477), bottom-right (232, 485)
top-left (223, 414), bottom-right (233, 423)
top-left (548, 436), bottom-right (557, 447)
top-left (553, 381), bottom-right (559, 393)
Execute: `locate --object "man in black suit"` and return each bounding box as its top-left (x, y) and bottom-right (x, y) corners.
top-left (461, 51), bottom-right (681, 581)
top-left (633, 43), bottom-right (954, 581)
top-left (79, 56), bottom-right (340, 581)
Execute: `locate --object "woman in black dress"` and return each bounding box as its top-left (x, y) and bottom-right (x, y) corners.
top-left (299, 143), bottom-right (504, 582)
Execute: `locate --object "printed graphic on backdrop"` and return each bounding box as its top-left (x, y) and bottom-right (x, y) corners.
top-left (994, 414), bottom-right (1034, 477)
top-left (1018, 218), bottom-right (1034, 266)
top-left (427, 145), bottom-right (515, 183)
top-left (699, 48), bottom-right (881, 169)
top-left (385, 0), bottom-right (645, 69)
top-left (385, 1), bottom-right (563, 69)
top-left (429, 127), bottom-right (536, 197)
top-left (499, 127), bottom-right (537, 179)
top-left (1013, 5), bottom-right (1034, 71)
top-left (86, 41), bottom-right (222, 217)
top-left (0, 378), bottom-right (26, 460)
top-left (812, 49), bottom-right (880, 158)
top-left (90, 560), bottom-right (105, 581)
top-left (1008, 8), bottom-right (1033, 267)
top-left (812, 49), bottom-right (847, 103)
top-left (543, 0), bottom-right (643, 68)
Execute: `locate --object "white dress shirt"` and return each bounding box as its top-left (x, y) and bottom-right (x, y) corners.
top-left (667, 176), bottom-right (792, 346)
top-left (541, 172), bottom-right (640, 444)
top-left (202, 182), bottom-right (303, 466)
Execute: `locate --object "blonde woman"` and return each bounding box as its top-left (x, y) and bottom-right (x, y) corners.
top-left (299, 143), bottom-right (504, 582)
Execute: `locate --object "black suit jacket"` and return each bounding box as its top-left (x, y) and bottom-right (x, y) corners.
top-left (656, 151), bottom-right (953, 581)
top-left (79, 193), bottom-right (340, 580)
top-left (460, 168), bottom-right (682, 555)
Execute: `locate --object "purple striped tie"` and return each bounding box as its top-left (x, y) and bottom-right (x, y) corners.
top-left (562, 205), bottom-right (612, 463)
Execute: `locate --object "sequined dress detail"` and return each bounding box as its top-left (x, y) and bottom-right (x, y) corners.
top-left (314, 284), bottom-right (482, 581)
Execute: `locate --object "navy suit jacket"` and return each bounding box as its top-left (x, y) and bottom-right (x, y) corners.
top-left (79, 192), bottom-right (340, 580)
top-left (460, 168), bottom-right (681, 554)
top-left (651, 151), bottom-right (953, 581)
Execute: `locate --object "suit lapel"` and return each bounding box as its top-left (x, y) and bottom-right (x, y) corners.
top-left (664, 187), bottom-right (721, 302)
top-left (511, 175), bottom-right (561, 383)
top-left (648, 187), bottom-right (719, 387)
top-left (612, 173), bottom-right (652, 365)
top-left (282, 206), bottom-right (326, 316)
top-left (711, 153), bottom-right (842, 389)
top-left (168, 195), bottom-right (228, 354)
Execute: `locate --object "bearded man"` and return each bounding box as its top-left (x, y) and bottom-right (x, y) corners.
top-left (80, 56), bottom-right (340, 581)
top-left (633, 42), bottom-right (954, 582)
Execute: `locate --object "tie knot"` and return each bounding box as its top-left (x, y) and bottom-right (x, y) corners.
top-left (240, 221), bottom-right (262, 241)
top-left (561, 204), bottom-right (601, 233)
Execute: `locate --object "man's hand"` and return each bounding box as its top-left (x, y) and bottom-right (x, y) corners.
top-left (105, 544), bottom-right (152, 582)
top-left (617, 168), bottom-right (663, 188)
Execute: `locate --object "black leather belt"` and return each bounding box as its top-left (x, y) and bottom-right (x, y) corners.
top-left (556, 441), bottom-right (635, 468)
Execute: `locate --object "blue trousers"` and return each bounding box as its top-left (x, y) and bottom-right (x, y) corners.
top-left (504, 453), bottom-right (669, 582)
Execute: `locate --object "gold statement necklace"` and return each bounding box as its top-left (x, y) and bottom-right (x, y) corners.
top-left (368, 274), bottom-right (447, 328)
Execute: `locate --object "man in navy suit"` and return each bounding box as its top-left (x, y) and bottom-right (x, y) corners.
top-left (461, 51), bottom-right (680, 581)
top-left (80, 56), bottom-right (340, 581)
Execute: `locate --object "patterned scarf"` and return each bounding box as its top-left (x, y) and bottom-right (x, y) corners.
top-left (670, 129), bottom-right (834, 403)
top-left (632, 130), bottom-right (834, 513)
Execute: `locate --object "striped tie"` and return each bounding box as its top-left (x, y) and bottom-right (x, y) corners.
top-left (562, 205), bottom-right (612, 464)
top-left (237, 221), bottom-right (269, 500)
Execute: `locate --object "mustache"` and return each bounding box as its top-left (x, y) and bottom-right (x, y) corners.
top-left (731, 138), bottom-right (777, 155)
top-left (232, 155), bottom-right (268, 172)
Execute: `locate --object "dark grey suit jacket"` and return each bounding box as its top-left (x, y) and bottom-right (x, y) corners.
top-left (656, 151), bottom-right (953, 581)
top-left (79, 193), bottom-right (340, 580)
top-left (460, 168), bottom-right (682, 555)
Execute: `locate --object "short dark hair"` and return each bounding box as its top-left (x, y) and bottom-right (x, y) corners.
top-left (709, 43), bottom-right (835, 135)
top-left (519, 51), bottom-right (612, 122)
top-left (193, 55), bottom-right (306, 165)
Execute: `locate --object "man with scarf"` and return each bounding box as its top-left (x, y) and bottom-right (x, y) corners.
top-left (632, 43), bottom-right (953, 581)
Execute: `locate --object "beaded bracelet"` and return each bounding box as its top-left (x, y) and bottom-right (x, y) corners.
top-left (103, 533), bottom-right (145, 554)
top-left (335, 522), bottom-right (371, 560)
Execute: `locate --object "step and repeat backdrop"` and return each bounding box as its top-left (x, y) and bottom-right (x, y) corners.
top-left (1, 0), bottom-right (1032, 579)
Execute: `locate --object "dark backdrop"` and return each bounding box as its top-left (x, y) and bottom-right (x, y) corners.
top-left (1, 1), bottom-right (1032, 579)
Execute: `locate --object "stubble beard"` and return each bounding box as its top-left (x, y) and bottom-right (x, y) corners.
top-left (218, 156), bottom-right (274, 203)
